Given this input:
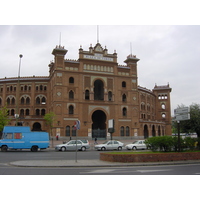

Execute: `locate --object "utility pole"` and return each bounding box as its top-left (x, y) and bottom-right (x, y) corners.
top-left (15, 54), bottom-right (23, 126)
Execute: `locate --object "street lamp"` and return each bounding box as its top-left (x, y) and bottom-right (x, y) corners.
top-left (15, 54), bottom-right (23, 126)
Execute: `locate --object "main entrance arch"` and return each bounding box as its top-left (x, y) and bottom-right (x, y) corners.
top-left (92, 110), bottom-right (107, 138)
top-left (32, 122), bottom-right (42, 131)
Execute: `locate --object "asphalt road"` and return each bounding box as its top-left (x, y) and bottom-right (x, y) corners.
top-left (1, 150), bottom-right (200, 175)
top-left (0, 149), bottom-right (100, 162)
top-left (1, 162), bottom-right (200, 175)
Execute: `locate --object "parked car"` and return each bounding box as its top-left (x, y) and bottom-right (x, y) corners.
top-left (95, 140), bottom-right (124, 151)
top-left (55, 140), bottom-right (90, 151)
top-left (125, 140), bottom-right (147, 150)
top-left (80, 139), bottom-right (90, 145)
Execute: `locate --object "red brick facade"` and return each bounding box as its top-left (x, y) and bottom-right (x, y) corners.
top-left (0, 42), bottom-right (172, 139)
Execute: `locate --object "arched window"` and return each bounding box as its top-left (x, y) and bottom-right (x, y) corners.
top-left (36, 97), bottom-right (40, 104)
top-left (94, 80), bottom-right (104, 100)
top-left (7, 98), bottom-right (10, 105)
top-left (126, 126), bottom-right (130, 136)
top-left (122, 107), bottom-right (127, 116)
top-left (41, 97), bottom-right (46, 104)
top-left (20, 109), bottom-right (24, 116)
top-left (21, 97), bottom-right (25, 105)
top-left (40, 85), bottom-right (43, 90)
top-left (122, 94), bottom-right (126, 102)
top-left (85, 90), bottom-right (90, 100)
top-left (108, 91), bottom-right (112, 101)
top-left (11, 97), bottom-right (15, 105)
top-left (66, 126), bottom-right (70, 136)
top-left (26, 97), bottom-right (30, 105)
top-left (161, 103), bottom-right (166, 109)
top-left (11, 109), bottom-right (15, 116)
top-left (120, 126), bottom-right (124, 136)
top-left (41, 109), bottom-right (45, 116)
top-left (36, 109), bottom-right (40, 115)
top-left (69, 90), bottom-right (74, 99)
top-left (0, 98), bottom-right (2, 106)
top-left (122, 81), bottom-right (126, 88)
top-left (72, 126), bottom-right (76, 136)
top-left (69, 77), bottom-right (74, 84)
top-left (25, 109), bottom-right (29, 115)
top-left (162, 113), bottom-right (166, 118)
top-left (69, 105), bottom-right (74, 114)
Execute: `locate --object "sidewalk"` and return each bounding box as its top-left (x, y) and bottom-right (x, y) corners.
top-left (10, 159), bottom-right (200, 168)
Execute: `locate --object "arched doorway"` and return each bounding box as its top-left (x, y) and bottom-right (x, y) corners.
top-left (152, 125), bottom-right (156, 137)
top-left (94, 80), bottom-right (104, 100)
top-left (144, 124), bottom-right (149, 139)
top-left (32, 122), bottom-right (42, 131)
top-left (92, 110), bottom-right (106, 138)
top-left (158, 126), bottom-right (161, 136)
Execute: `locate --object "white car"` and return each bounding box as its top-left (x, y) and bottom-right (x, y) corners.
top-left (55, 140), bottom-right (90, 151)
top-left (125, 140), bottom-right (147, 150)
top-left (95, 140), bottom-right (124, 151)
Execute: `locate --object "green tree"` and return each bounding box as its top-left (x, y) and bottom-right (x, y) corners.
top-left (190, 103), bottom-right (200, 137)
top-left (173, 103), bottom-right (200, 136)
top-left (43, 112), bottom-right (56, 138)
top-left (0, 105), bottom-right (10, 132)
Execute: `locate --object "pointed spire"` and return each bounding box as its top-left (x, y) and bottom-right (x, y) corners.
top-left (59, 32), bottom-right (61, 46)
top-left (130, 42), bottom-right (132, 55)
top-left (97, 25), bottom-right (99, 43)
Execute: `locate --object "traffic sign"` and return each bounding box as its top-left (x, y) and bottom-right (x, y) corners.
top-left (175, 113), bottom-right (190, 121)
top-left (174, 107), bottom-right (190, 115)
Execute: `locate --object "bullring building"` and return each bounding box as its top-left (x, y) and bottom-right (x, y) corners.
top-left (0, 42), bottom-right (172, 139)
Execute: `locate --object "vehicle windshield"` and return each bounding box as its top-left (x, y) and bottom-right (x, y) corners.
top-left (103, 141), bottom-right (108, 144)
top-left (132, 141), bottom-right (139, 144)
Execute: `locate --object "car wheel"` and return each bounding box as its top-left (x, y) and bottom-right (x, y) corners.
top-left (31, 146), bottom-right (38, 152)
top-left (132, 146), bottom-right (137, 150)
top-left (61, 146), bottom-right (66, 151)
top-left (101, 147), bottom-right (106, 151)
top-left (81, 146), bottom-right (86, 151)
top-left (1, 146), bottom-right (8, 152)
top-left (118, 146), bottom-right (122, 151)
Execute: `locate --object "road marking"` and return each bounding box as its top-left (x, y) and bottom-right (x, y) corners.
top-left (137, 169), bottom-right (172, 173)
top-left (81, 169), bottom-right (117, 174)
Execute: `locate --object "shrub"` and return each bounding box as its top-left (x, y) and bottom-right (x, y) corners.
top-left (145, 136), bottom-right (198, 152)
top-left (184, 137), bottom-right (197, 150)
top-left (145, 136), bottom-right (174, 152)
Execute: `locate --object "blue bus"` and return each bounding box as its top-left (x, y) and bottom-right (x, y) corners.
top-left (0, 126), bottom-right (49, 152)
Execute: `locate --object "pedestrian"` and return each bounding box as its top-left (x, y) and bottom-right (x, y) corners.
top-left (94, 137), bottom-right (98, 144)
top-left (56, 134), bottom-right (59, 140)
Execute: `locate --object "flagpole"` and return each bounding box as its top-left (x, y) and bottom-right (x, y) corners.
top-left (76, 128), bottom-right (78, 163)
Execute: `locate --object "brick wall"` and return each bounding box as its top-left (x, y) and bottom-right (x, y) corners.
top-left (100, 152), bottom-right (200, 162)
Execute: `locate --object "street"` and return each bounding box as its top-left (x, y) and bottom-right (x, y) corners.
top-left (1, 149), bottom-right (200, 175)
top-left (1, 161), bottom-right (200, 175)
top-left (1, 163), bottom-right (200, 175)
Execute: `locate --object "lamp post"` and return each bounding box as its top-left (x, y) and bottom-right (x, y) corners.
top-left (15, 54), bottom-right (23, 126)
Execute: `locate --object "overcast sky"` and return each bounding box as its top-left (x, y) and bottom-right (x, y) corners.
top-left (0, 25), bottom-right (200, 115)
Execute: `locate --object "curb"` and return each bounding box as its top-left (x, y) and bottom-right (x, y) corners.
top-left (9, 159), bottom-right (200, 168)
